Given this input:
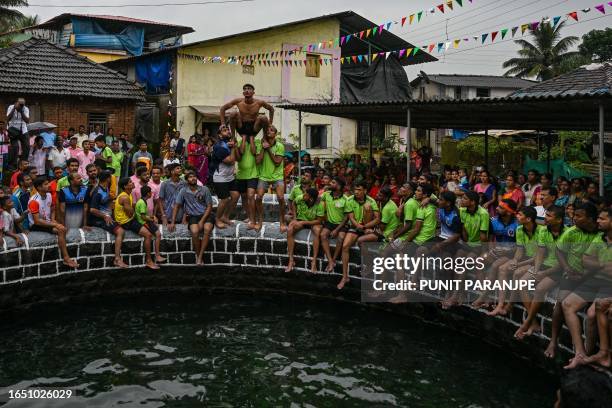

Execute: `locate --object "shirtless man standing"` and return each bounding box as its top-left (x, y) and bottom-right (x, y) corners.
top-left (220, 83), bottom-right (274, 138)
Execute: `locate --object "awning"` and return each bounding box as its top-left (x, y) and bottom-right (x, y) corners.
top-left (191, 105), bottom-right (223, 120)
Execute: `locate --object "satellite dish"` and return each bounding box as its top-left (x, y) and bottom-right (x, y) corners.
top-left (419, 71), bottom-right (430, 84)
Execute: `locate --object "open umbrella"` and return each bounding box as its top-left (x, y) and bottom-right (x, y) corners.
top-left (27, 122), bottom-right (57, 133)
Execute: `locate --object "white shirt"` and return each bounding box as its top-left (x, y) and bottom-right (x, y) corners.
top-left (74, 132), bottom-right (89, 146)
top-left (535, 205), bottom-right (546, 225)
top-left (1, 208), bottom-right (20, 232)
top-left (163, 158), bottom-right (180, 168)
top-left (6, 105), bottom-right (29, 134)
top-left (48, 146), bottom-right (71, 169)
top-left (88, 131), bottom-right (103, 142)
top-left (29, 148), bottom-right (47, 174)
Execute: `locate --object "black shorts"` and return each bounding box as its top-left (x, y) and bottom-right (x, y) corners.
top-left (214, 180), bottom-right (238, 199)
top-left (188, 213), bottom-right (216, 226)
top-left (91, 219), bottom-right (121, 234)
top-left (30, 224), bottom-right (55, 234)
top-left (347, 228), bottom-right (365, 236)
top-left (121, 218), bottom-right (143, 234)
top-left (237, 121), bottom-right (256, 136)
top-left (236, 178), bottom-right (258, 193)
top-left (143, 221), bottom-right (158, 234)
top-left (322, 221), bottom-right (346, 232)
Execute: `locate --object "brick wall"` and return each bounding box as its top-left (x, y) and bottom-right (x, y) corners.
top-left (1, 95), bottom-right (137, 138)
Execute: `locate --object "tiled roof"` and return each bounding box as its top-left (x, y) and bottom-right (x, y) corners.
top-left (0, 38), bottom-right (145, 101)
top-left (412, 74), bottom-right (537, 89)
top-left (511, 62), bottom-right (612, 98)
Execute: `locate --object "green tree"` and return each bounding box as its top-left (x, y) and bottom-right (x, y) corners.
top-left (579, 28), bottom-right (612, 62)
top-left (0, 0), bottom-right (28, 31)
top-left (503, 19), bottom-right (580, 80)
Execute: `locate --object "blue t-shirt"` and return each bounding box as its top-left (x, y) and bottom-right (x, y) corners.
top-left (88, 185), bottom-right (113, 226)
top-left (490, 216), bottom-right (518, 243)
top-left (40, 131), bottom-right (56, 148)
top-left (438, 207), bottom-right (461, 240)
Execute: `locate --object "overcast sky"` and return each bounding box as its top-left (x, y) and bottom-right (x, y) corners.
top-left (26, 0), bottom-right (612, 80)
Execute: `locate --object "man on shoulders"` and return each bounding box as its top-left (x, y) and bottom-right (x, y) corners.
top-left (220, 83), bottom-right (274, 139)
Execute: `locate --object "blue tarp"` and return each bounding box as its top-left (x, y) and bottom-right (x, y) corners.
top-left (452, 129), bottom-right (469, 140)
top-left (72, 17), bottom-right (144, 56)
top-left (136, 53), bottom-right (171, 94)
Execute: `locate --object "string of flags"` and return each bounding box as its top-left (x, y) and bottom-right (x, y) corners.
top-left (177, 2), bottom-right (612, 67)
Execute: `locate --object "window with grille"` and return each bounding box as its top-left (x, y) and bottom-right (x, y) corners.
top-left (88, 113), bottom-right (107, 134)
top-left (357, 121), bottom-right (385, 147)
top-left (306, 125), bottom-right (327, 149)
top-left (305, 54), bottom-right (320, 78)
top-left (476, 88), bottom-right (491, 98)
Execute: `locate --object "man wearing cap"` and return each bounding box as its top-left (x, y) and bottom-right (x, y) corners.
top-left (220, 84), bottom-right (274, 138)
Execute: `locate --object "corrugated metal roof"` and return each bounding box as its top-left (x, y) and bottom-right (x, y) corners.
top-left (411, 74), bottom-right (537, 89)
top-left (37, 13), bottom-right (194, 32)
top-left (0, 38), bottom-right (146, 101)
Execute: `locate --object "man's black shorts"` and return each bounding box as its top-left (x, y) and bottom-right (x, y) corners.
top-left (236, 178), bottom-right (258, 193)
top-left (237, 121), bottom-right (256, 136)
top-left (121, 219), bottom-right (143, 234)
top-left (91, 219), bottom-right (121, 234)
top-left (143, 221), bottom-right (158, 234)
top-left (323, 221), bottom-right (346, 232)
top-left (30, 224), bottom-right (55, 234)
top-left (188, 213), bottom-right (216, 226)
top-left (214, 180), bottom-right (238, 199)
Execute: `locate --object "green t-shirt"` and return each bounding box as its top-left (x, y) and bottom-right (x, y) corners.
top-left (106, 149), bottom-right (124, 177)
top-left (556, 226), bottom-right (599, 274)
top-left (516, 224), bottom-right (540, 258)
top-left (135, 198), bottom-right (148, 225)
top-left (345, 195), bottom-right (379, 226)
top-left (460, 206), bottom-right (489, 243)
top-left (403, 197), bottom-right (419, 224)
top-left (295, 196), bottom-right (324, 221)
top-left (56, 176), bottom-right (70, 192)
top-left (380, 200), bottom-right (401, 240)
top-left (289, 184), bottom-right (306, 202)
top-left (236, 138), bottom-right (258, 180)
top-left (537, 226), bottom-right (561, 268)
top-left (256, 140), bottom-right (284, 182)
top-left (414, 204), bottom-right (437, 245)
top-left (321, 191), bottom-right (346, 225)
top-left (585, 233), bottom-right (612, 281)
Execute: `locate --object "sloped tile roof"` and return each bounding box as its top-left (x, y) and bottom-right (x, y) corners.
top-left (412, 74), bottom-right (536, 89)
top-left (0, 38), bottom-right (145, 101)
top-left (511, 62), bottom-right (612, 98)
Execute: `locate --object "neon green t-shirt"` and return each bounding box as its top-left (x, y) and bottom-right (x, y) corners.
top-left (537, 226), bottom-right (561, 268)
top-left (516, 224), bottom-right (540, 258)
top-left (556, 226), bottom-right (599, 274)
top-left (403, 197), bottom-right (419, 224)
top-left (380, 200), bottom-right (400, 240)
top-left (321, 191), bottom-right (346, 225)
top-left (135, 198), bottom-right (148, 225)
top-left (460, 206), bottom-right (489, 243)
top-left (236, 137), bottom-right (258, 180)
top-left (585, 233), bottom-right (612, 281)
top-left (106, 149), bottom-right (124, 177)
top-left (56, 176), bottom-right (70, 192)
top-left (295, 196), bottom-right (324, 221)
top-left (413, 204), bottom-right (437, 245)
top-left (345, 195), bottom-right (379, 226)
top-left (256, 140), bottom-right (284, 182)
top-left (289, 184), bottom-right (306, 202)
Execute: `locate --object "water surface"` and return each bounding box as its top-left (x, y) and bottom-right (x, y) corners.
top-left (0, 294), bottom-right (555, 407)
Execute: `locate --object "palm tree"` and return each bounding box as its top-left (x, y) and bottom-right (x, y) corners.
top-left (0, 0), bottom-right (28, 30)
top-left (503, 19), bottom-right (581, 81)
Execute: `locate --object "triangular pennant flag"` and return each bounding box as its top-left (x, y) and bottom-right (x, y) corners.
top-left (446, 0), bottom-right (453, 10)
top-left (409, 14), bottom-right (415, 24)
top-left (340, 57), bottom-right (344, 64)
top-left (595, 4), bottom-right (605, 14)
top-left (399, 49), bottom-right (406, 57)
top-left (373, 27), bottom-right (378, 36)
top-left (481, 33), bottom-right (488, 43)
top-left (456, 0), bottom-right (463, 6)
top-left (417, 11), bottom-right (423, 21)
top-left (453, 39), bottom-right (460, 48)
top-left (405, 48), bottom-right (413, 56)
top-left (328, 40), bottom-right (333, 48)
top-left (372, 53), bottom-right (378, 61)
top-left (582, 8), bottom-right (591, 13)
top-left (366, 29), bottom-right (372, 37)
top-left (386, 22), bottom-right (392, 31)
top-left (445, 41), bottom-right (451, 50)
top-left (501, 28), bottom-right (508, 39)
top-left (378, 24), bottom-right (384, 33)
top-left (511, 26), bottom-right (519, 37)
top-left (437, 42), bottom-right (444, 53)
top-left (346, 34), bottom-right (352, 43)
top-left (568, 11), bottom-right (578, 21)
top-left (357, 55), bottom-right (363, 63)
top-left (351, 56), bottom-right (357, 63)
top-left (340, 36), bottom-right (345, 45)
top-left (401, 16), bottom-right (407, 26)
top-left (491, 31), bottom-right (498, 42)
top-left (521, 24), bottom-right (529, 34)
top-left (531, 21), bottom-right (540, 31)
top-left (552, 16), bottom-right (561, 27)
top-left (437, 4), bottom-right (445, 13)
top-left (428, 43), bottom-right (435, 53)
top-left (359, 31), bottom-right (364, 39)
top-left (319, 59), bottom-right (323, 65)
top-left (413, 47), bottom-right (420, 56)
top-left (324, 59), bottom-right (328, 65)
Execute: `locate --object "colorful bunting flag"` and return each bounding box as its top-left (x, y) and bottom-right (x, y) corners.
top-left (521, 24), bottom-right (529, 34)
top-left (428, 44), bottom-right (435, 52)
top-left (417, 11), bottom-right (423, 21)
top-left (401, 16), bottom-right (407, 26)
top-left (491, 31), bottom-right (498, 41)
top-left (409, 14), bottom-right (415, 24)
top-left (372, 53), bottom-right (378, 61)
top-left (413, 47), bottom-right (420, 56)
top-left (406, 47), bottom-right (414, 56)
top-left (379, 24), bottom-right (384, 33)
top-left (531, 21), bottom-right (540, 31)
top-left (453, 39), bottom-right (460, 48)
top-left (346, 34), bottom-right (352, 43)
top-left (447, 0), bottom-right (453, 10)
top-left (481, 33), bottom-right (488, 43)
top-left (595, 4), bottom-right (605, 13)
top-left (501, 28), bottom-right (508, 39)
top-left (386, 22), bottom-right (392, 30)
top-left (437, 42), bottom-right (444, 53)
top-left (511, 26), bottom-right (519, 37)
top-left (366, 29), bottom-right (371, 37)
top-left (437, 4), bottom-right (445, 13)
top-left (399, 49), bottom-right (406, 57)
top-left (373, 27), bottom-right (378, 35)
top-left (445, 42), bottom-right (451, 50)
top-left (568, 11), bottom-right (579, 21)
top-left (456, 0), bottom-right (463, 6)
top-left (357, 55), bottom-right (363, 62)
top-left (359, 31), bottom-right (364, 39)
top-left (352, 56), bottom-right (357, 63)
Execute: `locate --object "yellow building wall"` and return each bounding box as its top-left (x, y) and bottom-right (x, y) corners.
top-left (176, 19), bottom-right (340, 152)
top-left (77, 51), bottom-right (127, 64)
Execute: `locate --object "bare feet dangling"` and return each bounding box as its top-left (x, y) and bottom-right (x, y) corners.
top-left (146, 261), bottom-right (160, 270)
top-left (544, 341), bottom-right (557, 359)
top-left (63, 257), bottom-right (79, 269)
top-left (114, 258), bottom-right (128, 268)
top-left (156, 256), bottom-right (167, 263)
top-left (285, 260), bottom-right (294, 273)
top-left (337, 277), bottom-right (350, 290)
top-left (325, 260), bottom-right (336, 273)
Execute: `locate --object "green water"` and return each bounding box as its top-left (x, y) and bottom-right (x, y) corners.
top-left (0, 294), bottom-right (555, 407)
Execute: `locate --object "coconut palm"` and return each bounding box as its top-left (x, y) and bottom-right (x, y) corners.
top-left (0, 0), bottom-right (28, 28)
top-left (503, 19), bottom-right (581, 81)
